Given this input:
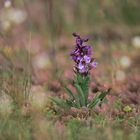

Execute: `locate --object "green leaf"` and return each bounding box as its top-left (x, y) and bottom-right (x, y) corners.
top-left (88, 89), bottom-right (110, 109)
top-left (89, 98), bottom-right (101, 108)
top-left (65, 99), bottom-right (79, 108)
top-left (81, 75), bottom-right (90, 104)
top-left (98, 91), bottom-right (108, 101)
top-left (88, 92), bottom-right (101, 108)
top-left (75, 74), bottom-right (90, 105)
top-left (75, 74), bottom-right (83, 85)
top-left (50, 97), bottom-right (67, 108)
top-left (64, 86), bottom-right (76, 100)
top-left (64, 86), bottom-right (81, 108)
top-left (74, 83), bottom-right (86, 106)
top-left (66, 99), bottom-right (73, 107)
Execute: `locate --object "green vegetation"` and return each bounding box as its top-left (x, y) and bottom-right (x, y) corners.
top-left (0, 0), bottom-right (140, 140)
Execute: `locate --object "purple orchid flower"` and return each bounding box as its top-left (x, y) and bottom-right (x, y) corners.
top-left (71, 33), bottom-right (97, 75)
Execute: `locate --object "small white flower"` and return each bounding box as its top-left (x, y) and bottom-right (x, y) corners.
top-left (120, 56), bottom-right (131, 68)
top-left (33, 53), bottom-right (50, 69)
top-left (8, 9), bottom-right (27, 24)
top-left (132, 36), bottom-right (140, 49)
top-left (4, 0), bottom-right (12, 8)
top-left (0, 8), bottom-right (27, 31)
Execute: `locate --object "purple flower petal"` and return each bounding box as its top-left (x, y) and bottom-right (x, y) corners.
top-left (71, 33), bottom-right (97, 75)
top-left (78, 62), bottom-right (84, 70)
top-left (83, 55), bottom-right (91, 63)
top-left (92, 61), bottom-right (98, 68)
top-left (76, 38), bottom-right (83, 47)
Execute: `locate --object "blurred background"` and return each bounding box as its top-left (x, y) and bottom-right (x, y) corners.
top-left (0, 0), bottom-right (140, 77)
top-left (0, 0), bottom-right (140, 103)
top-left (0, 0), bottom-right (140, 140)
top-left (0, 0), bottom-right (140, 105)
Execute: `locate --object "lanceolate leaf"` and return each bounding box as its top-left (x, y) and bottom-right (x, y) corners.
top-left (98, 90), bottom-right (108, 101)
top-left (88, 89), bottom-right (110, 109)
top-left (88, 92), bottom-right (101, 108)
top-left (75, 74), bottom-right (83, 84)
top-left (75, 74), bottom-right (90, 106)
top-left (74, 83), bottom-right (86, 106)
top-left (64, 86), bottom-right (81, 108)
top-left (64, 86), bottom-right (76, 100)
top-left (66, 99), bottom-right (80, 108)
top-left (66, 99), bottom-right (73, 107)
top-left (50, 97), bottom-right (67, 108)
top-left (81, 75), bottom-right (90, 104)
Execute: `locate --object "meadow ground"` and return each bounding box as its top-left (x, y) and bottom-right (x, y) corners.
top-left (0, 0), bottom-right (140, 140)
